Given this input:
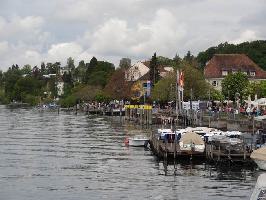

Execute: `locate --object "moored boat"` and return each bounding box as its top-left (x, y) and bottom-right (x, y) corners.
top-left (251, 146), bottom-right (266, 170)
top-left (125, 135), bottom-right (149, 147)
top-left (179, 132), bottom-right (205, 155)
top-left (250, 173), bottom-right (266, 200)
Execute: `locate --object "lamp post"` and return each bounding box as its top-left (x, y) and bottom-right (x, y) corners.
top-left (235, 92), bottom-right (240, 109)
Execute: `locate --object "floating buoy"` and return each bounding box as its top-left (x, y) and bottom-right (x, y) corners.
top-left (124, 137), bottom-right (129, 145)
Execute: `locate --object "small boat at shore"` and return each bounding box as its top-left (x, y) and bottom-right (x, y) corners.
top-left (251, 146), bottom-right (266, 170)
top-left (125, 135), bottom-right (149, 147)
top-left (179, 132), bottom-right (205, 155)
top-left (250, 173), bottom-right (266, 200)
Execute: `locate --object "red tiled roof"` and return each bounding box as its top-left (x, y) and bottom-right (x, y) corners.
top-left (204, 54), bottom-right (266, 79)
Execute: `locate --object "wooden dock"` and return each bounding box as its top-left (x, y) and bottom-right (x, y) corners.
top-left (149, 131), bottom-right (254, 164)
top-left (150, 131), bottom-right (205, 160)
top-left (205, 143), bottom-right (251, 162)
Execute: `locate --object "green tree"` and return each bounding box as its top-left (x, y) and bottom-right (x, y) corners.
top-left (183, 51), bottom-right (194, 63)
top-left (119, 58), bottom-right (131, 69)
top-left (149, 53), bottom-right (160, 86)
top-left (11, 76), bottom-right (43, 105)
top-left (173, 54), bottom-right (181, 66)
top-left (181, 61), bottom-right (209, 100)
top-left (21, 64), bottom-right (32, 75)
top-left (221, 72), bottom-right (249, 101)
top-left (66, 57), bottom-right (75, 71)
top-left (259, 81), bottom-right (266, 97)
top-left (41, 62), bottom-right (46, 75)
top-left (0, 70), bottom-right (3, 87)
top-left (152, 72), bottom-right (175, 103)
top-left (3, 66), bottom-right (22, 101)
top-left (75, 60), bottom-right (86, 83)
top-left (243, 81), bottom-right (261, 100)
top-left (85, 57), bottom-right (98, 83)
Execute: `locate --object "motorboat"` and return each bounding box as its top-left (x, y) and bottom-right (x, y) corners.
top-left (251, 146), bottom-right (266, 170)
top-left (250, 173), bottom-right (266, 200)
top-left (179, 132), bottom-right (205, 154)
top-left (125, 135), bottom-right (149, 147)
top-left (158, 129), bottom-right (175, 141)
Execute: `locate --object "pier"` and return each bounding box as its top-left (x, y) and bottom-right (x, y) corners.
top-left (148, 129), bottom-right (256, 165)
top-left (124, 105), bottom-right (153, 125)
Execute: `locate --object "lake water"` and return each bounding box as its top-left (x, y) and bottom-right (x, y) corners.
top-left (0, 105), bottom-right (263, 200)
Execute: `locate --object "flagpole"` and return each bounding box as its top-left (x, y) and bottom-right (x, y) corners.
top-left (176, 70), bottom-right (179, 116)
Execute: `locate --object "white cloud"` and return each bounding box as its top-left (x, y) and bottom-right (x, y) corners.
top-left (24, 50), bottom-right (42, 66)
top-left (0, 0), bottom-right (265, 70)
top-left (0, 41), bottom-right (9, 55)
top-left (86, 9), bottom-right (186, 59)
top-left (0, 16), bottom-right (44, 40)
top-left (230, 30), bottom-right (260, 44)
top-left (47, 42), bottom-right (83, 63)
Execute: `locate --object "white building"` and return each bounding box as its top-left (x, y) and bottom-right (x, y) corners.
top-left (125, 61), bottom-right (150, 81)
top-left (57, 79), bottom-right (64, 96)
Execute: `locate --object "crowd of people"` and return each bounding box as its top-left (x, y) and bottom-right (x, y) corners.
top-left (210, 102), bottom-right (266, 117)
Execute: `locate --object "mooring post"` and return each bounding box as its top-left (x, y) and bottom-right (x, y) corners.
top-left (218, 144), bottom-right (221, 161)
top-left (211, 144), bottom-right (213, 159)
top-left (174, 133), bottom-right (177, 173)
top-left (244, 143), bottom-right (246, 160)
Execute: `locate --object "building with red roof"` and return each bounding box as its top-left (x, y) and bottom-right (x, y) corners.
top-left (204, 54), bottom-right (266, 90)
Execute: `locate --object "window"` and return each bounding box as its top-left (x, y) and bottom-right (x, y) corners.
top-left (143, 82), bottom-right (147, 88)
top-left (212, 81), bottom-right (217, 87)
top-left (250, 71), bottom-right (256, 76)
top-left (222, 70), bottom-right (228, 76)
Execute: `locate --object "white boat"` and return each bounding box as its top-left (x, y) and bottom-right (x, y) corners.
top-left (126, 135), bottom-right (149, 147)
top-left (158, 129), bottom-right (175, 141)
top-left (251, 146), bottom-right (266, 170)
top-left (179, 132), bottom-right (205, 154)
top-left (250, 173), bottom-right (266, 200)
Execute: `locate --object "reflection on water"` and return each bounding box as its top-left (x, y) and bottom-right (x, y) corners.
top-left (0, 106), bottom-right (261, 200)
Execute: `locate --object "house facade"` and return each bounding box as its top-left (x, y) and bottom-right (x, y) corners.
top-left (204, 54), bottom-right (266, 91)
top-left (57, 80), bottom-right (64, 96)
top-left (125, 61), bottom-right (149, 81)
top-left (125, 61), bottom-right (174, 100)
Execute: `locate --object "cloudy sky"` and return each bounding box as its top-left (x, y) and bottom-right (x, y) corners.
top-left (0, 0), bottom-right (265, 70)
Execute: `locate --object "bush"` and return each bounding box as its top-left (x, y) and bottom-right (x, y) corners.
top-left (23, 94), bottom-right (39, 106)
top-left (59, 95), bottom-right (77, 108)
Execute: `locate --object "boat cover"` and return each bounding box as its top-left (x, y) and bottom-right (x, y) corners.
top-left (251, 147), bottom-right (266, 161)
top-left (180, 132), bottom-right (204, 145)
top-left (250, 173), bottom-right (266, 200)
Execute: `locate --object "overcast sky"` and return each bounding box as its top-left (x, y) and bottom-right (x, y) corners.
top-left (0, 0), bottom-right (265, 70)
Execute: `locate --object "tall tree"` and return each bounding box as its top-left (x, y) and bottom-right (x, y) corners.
top-left (221, 72), bottom-right (249, 101)
top-left (40, 62), bottom-right (46, 75)
top-left (85, 57), bottom-right (98, 83)
top-left (149, 53), bottom-right (159, 86)
top-left (183, 51), bottom-right (194, 63)
top-left (104, 68), bottom-right (132, 99)
top-left (21, 64), bottom-right (32, 75)
top-left (152, 72), bottom-right (176, 103)
top-left (75, 60), bottom-right (86, 83)
top-left (66, 57), bottom-right (75, 71)
top-left (119, 58), bottom-right (131, 69)
top-left (173, 54), bottom-right (181, 65)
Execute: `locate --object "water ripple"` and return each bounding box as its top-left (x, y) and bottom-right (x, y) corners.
top-left (0, 105), bottom-right (259, 200)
